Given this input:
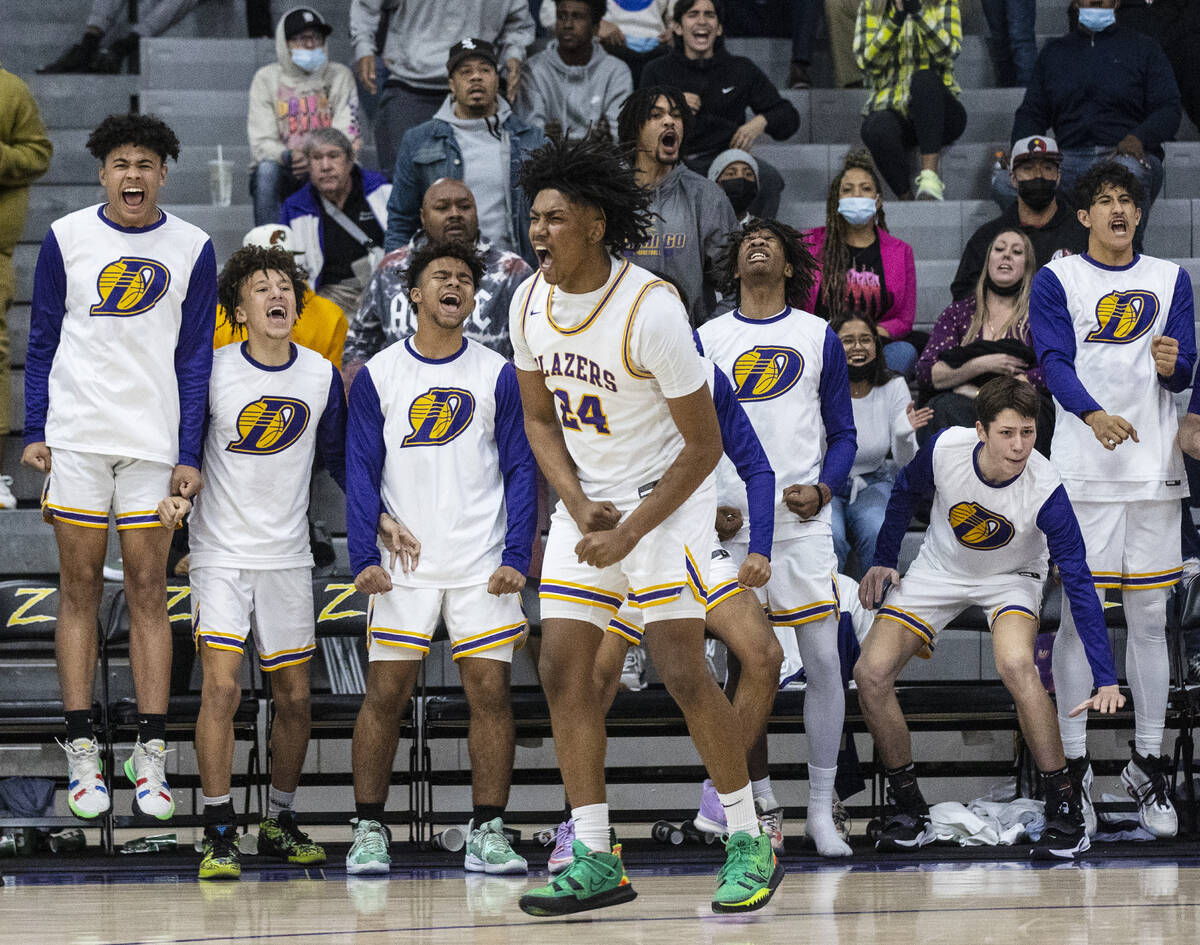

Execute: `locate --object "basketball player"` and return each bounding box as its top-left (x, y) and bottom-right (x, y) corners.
top-left (157, 245), bottom-right (346, 879)
top-left (344, 240), bottom-right (537, 877)
top-left (697, 218), bottom-right (857, 858)
top-left (511, 136), bottom-right (781, 916)
top-left (22, 113), bottom-right (215, 821)
top-left (855, 378), bottom-right (1124, 859)
top-left (1030, 161), bottom-right (1196, 839)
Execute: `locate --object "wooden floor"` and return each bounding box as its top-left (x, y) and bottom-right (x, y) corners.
top-left (3, 858), bottom-right (1200, 944)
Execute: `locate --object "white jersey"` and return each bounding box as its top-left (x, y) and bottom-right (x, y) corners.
top-left (189, 343), bottom-right (344, 570)
top-left (510, 257), bottom-right (707, 505)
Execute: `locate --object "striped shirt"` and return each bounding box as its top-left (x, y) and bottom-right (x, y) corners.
top-left (854, 0), bottom-right (962, 116)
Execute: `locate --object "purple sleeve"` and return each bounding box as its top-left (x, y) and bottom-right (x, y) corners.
top-left (817, 326), bottom-right (857, 493)
top-left (915, 300), bottom-right (969, 389)
top-left (713, 368), bottom-right (775, 558)
top-left (1037, 486), bottom-right (1118, 688)
top-left (175, 241), bottom-right (217, 468)
top-left (23, 229), bottom-right (66, 444)
top-left (1162, 266), bottom-right (1196, 395)
top-left (316, 363), bottom-right (347, 491)
top-left (1029, 266), bottom-right (1102, 417)
top-left (346, 366), bottom-right (386, 575)
top-left (871, 430), bottom-right (940, 570)
top-left (493, 361), bottom-right (537, 575)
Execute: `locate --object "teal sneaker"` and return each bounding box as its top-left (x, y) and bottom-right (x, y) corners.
top-left (519, 839), bottom-right (636, 916)
top-left (712, 830), bottom-right (783, 913)
top-left (464, 817), bottom-right (528, 874)
top-left (346, 818), bottom-right (390, 875)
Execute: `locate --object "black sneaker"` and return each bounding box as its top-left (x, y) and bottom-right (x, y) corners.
top-left (257, 810), bottom-right (327, 864)
top-left (787, 61), bottom-right (812, 89)
top-left (93, 34), bottom-right (139, 74)
top-left (38, 39), bottom-right (98, 74)
top-left (874, 810), bottom-right (934, 851)
top-left (1066, 754), bottom-right (1097, 836)
top-left (1033, 794), bottom-right (1090, 860)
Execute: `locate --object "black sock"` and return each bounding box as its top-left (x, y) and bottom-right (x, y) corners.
top-left (203, 800), bottom-right (236, 828)
top-left (473, 804), bottom-right (505, 826)
top-left (884, 762), bottom-right (928, 813)
top-left (65, 710), bottom-right (94, 743)
top-left (356, 802), bottom-right (386, 824)
top-left (81, 31), bottom-right (101, 54)
top-left (137, 713), bottom-right (167, 744)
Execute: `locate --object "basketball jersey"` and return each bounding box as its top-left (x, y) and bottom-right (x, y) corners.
top-left (189, 343), bottom-right (346, 570)
top-left (26, 205), bottom-right (217, 467)
top-left (1031, 253), bottom-right (1195, 502)
top-left (510, 258), bottom-right (708, 506)
top-left (346, 337), bottom-right (536, 588)
top-left (698, 306), bottom-right (856, 543)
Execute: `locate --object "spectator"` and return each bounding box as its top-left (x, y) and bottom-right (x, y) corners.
top-left (856, 0), bottom-right (965, 200)
top-left (717, 0), bottom-right (824, 89)
top-left (517, 0), bottom-right (633, 140)
top-left (996, 0), bottom-right (1182, 251)
top-left (803, 150), bottom-right (919, 377)
top-left (641, 0), bottom-right (800, 219)
top-left (981, 0), bottom-right (1037, 88)
top-left (247, 8), bottom-right (361, 227)
top-left (281, 128), bottom-right (391, 314)
top-left (344, 178), bottom-right (531, 388)
top-left (831, 314), bottom-right (931, 577)
top-left (1118, 0), bottom-right (1200, 134)
top-left (213, 225), bottom-right (349, 368)
top-left (38, 0), bottom-right (209, 74)
top-left (953, 136), bottom-right (1087, 301)
top-left (917, 229), bottom-right (1054, 454)
top-left (350, 0), bottom-right (535, 175)
top-left (617, 86), bottom-right (738, 324)
top-left (384, 40), bottom-right (545, 261)
top-left (0, 65), bottom-right (52, 509)
top-left (543, 0), bottom-right (672, 84)
top-left (708, 148), bottom-right (758, 224)
top-left (826, 0), bottom-right (865, 88)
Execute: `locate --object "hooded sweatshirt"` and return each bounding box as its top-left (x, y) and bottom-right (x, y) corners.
top-left (247, 7), bottom-right (361, 166)
top-left (516, 40), bottom-right (633, 139)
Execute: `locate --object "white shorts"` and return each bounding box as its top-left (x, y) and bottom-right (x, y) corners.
top-left (877, 568), bottom-right (1043, 658)
top-left (540, 484), bottom-right (716, 627)
top-left (607, 534), bottom-right (744, 645)
top-left (368, 583), bottom-right (526, 663)
top-left (41, 449), bottom-right (172, 530)
top-left (190, 566), bottom-right (316, 671)
top-left (728, 533), bottom-right (839, 628)
top-left (1071, 498), bottom-right (1182, 591)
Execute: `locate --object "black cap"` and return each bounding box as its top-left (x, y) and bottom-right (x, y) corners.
top-left (447, 38), bottom-right (499, 75)
top-left (283, 8), bottom-right (333, 40)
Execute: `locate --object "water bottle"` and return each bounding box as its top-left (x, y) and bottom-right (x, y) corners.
top-left (651, 820), bottom-right (684, 844)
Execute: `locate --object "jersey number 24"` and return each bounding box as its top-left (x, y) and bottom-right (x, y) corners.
top-left (554, 390), bottom-right (611, 435)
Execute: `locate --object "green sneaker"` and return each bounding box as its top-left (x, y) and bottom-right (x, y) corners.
top-left (465, 817), bottom-right (528, 874)
top-left (257, 811), bottom-right (327, 865)
top-left (518, 839), bottom-right (637, 916)
top-left (199, 824), bottom-right (241, 881)
top-left (712, 830), bottom-right (783, 913)
top-left (346, 818), bottom-right (390, 875)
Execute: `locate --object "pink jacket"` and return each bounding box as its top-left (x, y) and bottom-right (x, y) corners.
top-left (802, 225), bottom-right (917, 340)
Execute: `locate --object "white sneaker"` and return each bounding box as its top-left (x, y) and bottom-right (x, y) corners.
top-left (756, 801), bottom-right (785, 853)
top-left (60, 737), bottom-right (111, 819)
top-left (124, 739), bottom-right (175, 820)
top-left (0, 474), bottom-right (16, 509)
top-left (620, 646), bottom-right (646, 691)
top-left (1121, 750), bottom-right (1178, 838)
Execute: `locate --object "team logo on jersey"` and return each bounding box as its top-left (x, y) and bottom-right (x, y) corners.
top-left (226, 397), bottom-right (311, 454)
top-left (1085, 290), bottom-right (1160, 344)
top-left (90, 257), bottom-right (171, 317)
top-left (731, 347), bottom-right (804, 401)
top-left (402, 387), bottom-right (475, 447)
top-left (948, 501), bottom-right (1015, 551)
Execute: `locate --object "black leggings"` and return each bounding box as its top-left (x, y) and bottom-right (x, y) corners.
top-left (860, 69), bottom-right (968, 197)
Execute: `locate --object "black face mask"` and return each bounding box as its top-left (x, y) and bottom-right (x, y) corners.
top-left (1016, 177), bottom-right (1056, 212)
top-left (846, 360), bottom-right (876, 382)
top-left (720, 178), bottom-right (758, 217)
top-left (985, 275), bottom-right (1022, 297)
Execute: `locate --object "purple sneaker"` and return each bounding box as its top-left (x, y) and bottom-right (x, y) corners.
top-left (693, 779), bottom-right (727, 835)
top-left (547, 819), bottom-right (575, 874)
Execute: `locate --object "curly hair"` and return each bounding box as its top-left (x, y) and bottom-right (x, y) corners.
top-left (718, 217), bottom-right (819, 308)
top-left (217, 247), bottom-right (307, 337)
top-left (86, 113), bottom-right (181, 163)
top-left (519, 135), bottom-right (654, 256)
top-left (555, 0), bottom-right (608, 25)
top-left (818, 149), bottom-right (889, 320)
top-left (405, 239), bottom-right (486, 301)
top-left (1074, 159), bottom-right (1146, 212)
top-left (830, 312), bottom-right (897, 390)
top-left (616, 85), bottom-right (693, 155)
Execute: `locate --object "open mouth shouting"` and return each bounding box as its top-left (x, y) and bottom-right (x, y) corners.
top-left (439, 289), bottom-right (465, 315)
top-left (1110, 216), bottom-right (1129, 236)
top-left (535, 245), bottom-right (552, 274)
top-left (122, 186), bottom-right (146, 210)
top-left (266, 303), bottom-right (289, 324)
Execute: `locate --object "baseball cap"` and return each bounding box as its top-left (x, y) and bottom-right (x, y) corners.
top-left (243, 224), bottom-right (303, 254)
top-left (1011, 135), bottom-right (1062, 166)
top-left (447, 38), bottom-right (499, 75)
top-left (283, 8), bottom-right (333, 40)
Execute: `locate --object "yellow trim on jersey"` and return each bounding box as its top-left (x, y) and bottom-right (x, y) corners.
top-left (45, 501), bottom-right (108, 516)
top-left (546, 260), bottom-right (630, 335)
top-left (769, 601), bottom-right (839, 627)
top-left (607, 615), bottom-right (643, 645)
top-left (453, 621), bottom-right (528, 647)
top-left (620, 280), bottom-right (671, 380)
top-left (518, 273), bottom-right (542, 338)
top-left (115, 520), bottom-right (163, 531)
top-left (684, 545), bottom-right (708, 604)
top-left (539, 579), bottom-right (624, 614)
top-left (876, 606), bottom-right (935, 659)
top-left (451, 622), bottom-right (528, 660)
top-left (706, 580), bottom-right (744, 611)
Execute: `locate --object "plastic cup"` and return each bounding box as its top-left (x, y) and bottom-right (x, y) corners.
top-left (208, 159), bottom-right (233, 207)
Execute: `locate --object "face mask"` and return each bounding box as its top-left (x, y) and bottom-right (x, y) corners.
top-left (291, 47), bottom-right (326, 72)
top-left (838, 196), bottom-right (877, 226)
top-left (1076, 7), bottom-right (1116, 33)
top-left (1016, 177), bottom-right (1056, 211)
top-left (846, 360), bottom-right (876, 382)
top-left (720, 178), bottom-right (758, 217)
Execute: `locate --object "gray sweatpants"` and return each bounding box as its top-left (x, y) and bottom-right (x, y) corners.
top-left (87, 0), bottom-right (203, 38)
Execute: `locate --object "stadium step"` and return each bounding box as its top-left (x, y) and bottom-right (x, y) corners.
top-left (24, 74), bottom-right (139, 130)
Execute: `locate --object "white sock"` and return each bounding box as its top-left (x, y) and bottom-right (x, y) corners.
top-left (751, 776), bottom-right (778, 811)
top-left (718, 784), bottom-right (761, 837)
top-left (1124, 588), bottom-right (1169, 757)
top-left (1052, 594), bottom-right (1097, 760)
top-left (572, 802), bottom-right (610, 853)
top-left (795, 618), bottom-right (845, 769)
top-left (268, 785), bottom-right (296, 819)
top-left (805, 764), bottom-right (851, 857)
top-left (202, 793), bottom-right (231, 809)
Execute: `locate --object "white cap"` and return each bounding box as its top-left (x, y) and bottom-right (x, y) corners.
top-left (242, 224), bottom-right (303, 254)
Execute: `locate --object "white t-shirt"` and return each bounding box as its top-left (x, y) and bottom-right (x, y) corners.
top-left (850, 376), bottom-right (917, 477)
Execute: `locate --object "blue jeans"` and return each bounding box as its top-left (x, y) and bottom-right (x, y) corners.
top-left (250, 159), bottom-right (304, 227)
top-left (981, 0), bottom-right (1037, 87)
top-left (883, 339), bottom-right (918, 378)
top-left (831, 466), bottom-right (896, 579)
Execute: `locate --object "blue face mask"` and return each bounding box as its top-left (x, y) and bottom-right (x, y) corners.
top-left (291, 47), bottom-right (326, 72)
top-left (838, 196), bottom-right (877, 226)
top-left (1077, 7), bottom-right (1116, 33)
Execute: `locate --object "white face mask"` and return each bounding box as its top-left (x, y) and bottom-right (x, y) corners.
top-left (838, 196), bottom-right (877, 226)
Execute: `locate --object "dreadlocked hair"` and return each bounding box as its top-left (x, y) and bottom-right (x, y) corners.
top-left (818, 148), bottom-right (888, 320)
top-left (718, 217), bottom-right (819, 308)
top-left (218, 246), bottom-right (307, 337)
top-left (86, 113), bottom-right (180, 163)
top-left (519, 134), bottom-right (654, 256)
top-left (616, 85), bottom-right (693, 153)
